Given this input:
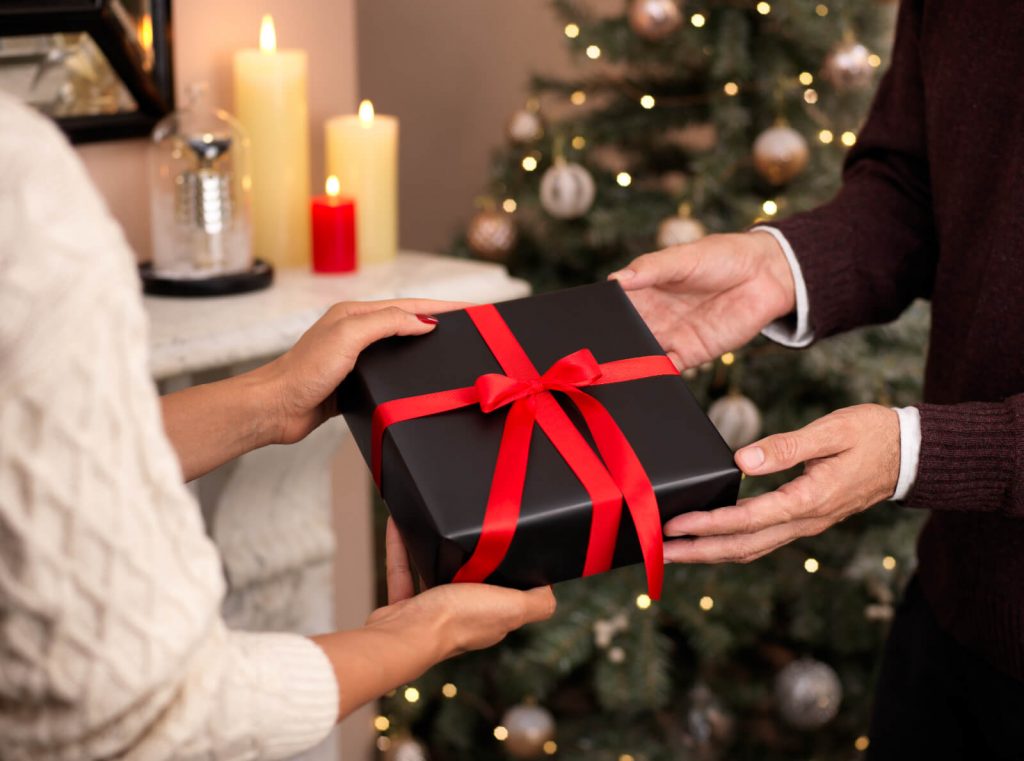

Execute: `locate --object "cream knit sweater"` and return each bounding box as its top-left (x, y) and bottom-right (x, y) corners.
top-left (0, 96), bottom-right (338, 759)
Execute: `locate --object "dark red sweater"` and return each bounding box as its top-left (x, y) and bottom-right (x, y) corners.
top-left (775, 0), bottom-right (1024, 679)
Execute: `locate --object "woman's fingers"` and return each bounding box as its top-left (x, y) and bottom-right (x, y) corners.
top-left (340, 307), bottom-right (439, 356)
top-left (518, 586), bottom-right (558, 625)
top-left (338, 298), bottom-right (473, 318)
top-left (385, 519), bottom-right (415, 604)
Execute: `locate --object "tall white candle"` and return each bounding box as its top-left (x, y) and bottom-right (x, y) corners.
top-left (325, 100), bottom-right (399, 265)
top-left (233, 15), bottom-right (311, 268)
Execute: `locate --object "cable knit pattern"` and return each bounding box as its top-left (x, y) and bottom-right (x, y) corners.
top-left (0, 95), bottom-right (337, 759)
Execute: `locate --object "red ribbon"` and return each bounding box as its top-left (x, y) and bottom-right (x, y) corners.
top-left (371, 304), bottom-right (677, 598)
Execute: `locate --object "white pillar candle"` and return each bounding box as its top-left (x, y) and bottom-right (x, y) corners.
top-left (233, 15), bottom-right (311, 268)
top-left (325, 100), bottom-right (399, 265)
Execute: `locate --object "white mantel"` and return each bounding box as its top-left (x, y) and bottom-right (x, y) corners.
top-left (144, 253), bottom-right (529, 761)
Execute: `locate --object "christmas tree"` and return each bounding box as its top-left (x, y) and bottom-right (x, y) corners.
top-left (376, 2), bottom-right (931, 760)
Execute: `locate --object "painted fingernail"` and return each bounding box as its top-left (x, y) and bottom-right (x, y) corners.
top-left (736, 446), bottom-right (765, 470)
top-left (417, 314), bottom-right (439, 325)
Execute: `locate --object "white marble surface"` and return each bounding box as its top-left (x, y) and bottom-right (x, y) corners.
top-left (146, 252), bottom-right (530, 380)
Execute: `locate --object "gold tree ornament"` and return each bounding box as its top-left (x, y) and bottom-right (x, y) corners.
top-left (656, 203), bottom-right (707, 248)
top-left (500, 703), bottom-right (556, 759)
top-left (467, 208), bottom-right (518, 261)
top-left (628, 0), bottom-right (684, 42)
top-left (753, 124), bottom-right (810, 186)
top-left (822, 38), bottom-right (875, 91)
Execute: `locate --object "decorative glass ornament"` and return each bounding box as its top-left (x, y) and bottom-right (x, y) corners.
top-left (500, 703), bottom-right (556, 759)
top-left (628, 0), bottom-right (684, 42)
top-left (775, 658), bottom-right (843, 730)
top-left (753, 124), bottom-right (810, 186)
top-left (539, 159), bottom-right (596, 219)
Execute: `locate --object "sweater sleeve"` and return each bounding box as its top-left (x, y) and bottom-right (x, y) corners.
top-left (905, 397), bottom-right (1024, 516)
top-left (771, 0), bottom-right (938, 338)
top-left (0, 96), bottom-right (338, 760)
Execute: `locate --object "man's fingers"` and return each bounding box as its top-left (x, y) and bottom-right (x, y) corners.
top-left (735, 417), bottom-right (838, 476)
top-left (665, 491), bottom-right (803, 538)
top-left (663, 517), bottom-right (825, 564)
top-left (610, 247), bottom-right (701, 290)
top-left (385, 519), bottom-right (415, 604)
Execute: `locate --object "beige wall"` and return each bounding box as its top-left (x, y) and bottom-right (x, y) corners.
top-left (76, 0), bottom-right (359, 261)
top-left (356, 0), bottom-right (573, 254)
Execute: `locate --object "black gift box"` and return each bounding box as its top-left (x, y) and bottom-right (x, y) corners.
top-left (338, 282), bottom-right (740, 590)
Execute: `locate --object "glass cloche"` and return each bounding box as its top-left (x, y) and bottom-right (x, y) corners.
top-left (149, 83), bottom-right (252, 279)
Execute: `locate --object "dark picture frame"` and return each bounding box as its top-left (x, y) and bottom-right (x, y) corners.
top-left (0, 0), bottom-right (174, 143)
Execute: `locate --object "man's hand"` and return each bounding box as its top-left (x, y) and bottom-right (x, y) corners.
top-left (610, 232), bottom-right (796, 369)
top-left (663, 404), bottom-right (900, 564)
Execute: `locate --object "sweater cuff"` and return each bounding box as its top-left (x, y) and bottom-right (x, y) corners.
top-left (232, 632), bottom-right (339, 760)
top-left (772, 211), bottom-right (860, 339)
top-left (905, 402), bottom-right (1019, 514)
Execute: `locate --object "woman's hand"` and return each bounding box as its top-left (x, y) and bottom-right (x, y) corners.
top-left (610, 232), bottom-right (796, 369)
top-left (253, 299), bottom-right (468, 445)
top-left (373, 520), bottom-right (556, 658)
top-left (663, 404), bottom-right (900, 564)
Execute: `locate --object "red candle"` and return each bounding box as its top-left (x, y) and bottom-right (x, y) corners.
top-left (311, 176), bottom-right (357, 273)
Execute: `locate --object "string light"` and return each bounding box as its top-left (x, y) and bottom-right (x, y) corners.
top-left (494, 726), bottom-right (509, 741)
top-left (502, 198), bottom-right (518, 213)
top-left (855, 735), bottom-right (871, 751)
top-left (723, 81), bottom-right (739, 96)
top-left (804, 88), bottom-right (819, 104)
top-left (616, 171), bottom-right (633, 187)
top-left (721, 352), bottom-right (736, 365)
top-left (756, 1), bottom-right (772, 15)
top-left (818, 129), bottom-right (834, 144)
top-left (841, 130), bottom-right (857, 146)
top-left (564, 22), bottom-right (580, 39)
top-left (586, 44), bottom-right (602, 60)
top-left (690, 13), bottom-right (706, 27)
top-left (816, 3), bottom-right (829, 16)
top-left (799, 71), bottom-right (814, 86)
top-left (620, 755), bottom-right (636, 761)
top-left (804, 557), bottom-right (820, 574)
top-left (404, 687), bottom-right (421, 703)
top-left (376, 737), bottom-right (392, 752)
top-left (442, 682), bottom-right (459, 698)
top-left (543, 741), bottom-right (559, 755)
top-left (640, 94), bottom-right (656, 109)
top-left (373, 716), bottom-right (391, 732)
top-left (761, 199), bottom-right (778, 216)
top-left (882, 555), bottom-right (897, 571)
top-left (868, 53), bottom-right (882, 68)
top-left (570, 89), bottom-right (587, 105)
top-left (522, 156), bottom-right (539, 172)
top-left (572, 135), bottom-right (587, 149)
top-left (636, 593), bottom-right (652, 610)
top-left (699, 595), bottom-right (715, 611)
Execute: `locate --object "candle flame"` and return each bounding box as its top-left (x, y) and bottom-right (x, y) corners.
top-left (358, 99), bottom-right (375, 127)
top-left (137, 13), bottom-right (153, 51)
top-left (259, 14), bottom-right (277, 53)
top-left (325, 175), bottom-right (341, 197)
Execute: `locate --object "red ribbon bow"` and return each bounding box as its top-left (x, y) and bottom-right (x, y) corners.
top-left (371, 304), bottom-right (678, 598)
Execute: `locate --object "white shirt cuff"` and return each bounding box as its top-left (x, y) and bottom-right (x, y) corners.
top-left (753, 226), bottom-right (815, 348)
top-left (892, 406), bottom-right (921, 501)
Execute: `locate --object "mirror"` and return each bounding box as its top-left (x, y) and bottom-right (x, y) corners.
top-left (0, 0), bottom-right (173, 143)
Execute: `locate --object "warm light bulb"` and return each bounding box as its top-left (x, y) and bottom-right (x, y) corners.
top-left (636, 593), bottom-right (652, 610)
top-left (721, 352), bottom-right (736, 365)
top-left (756, 1), bottom-right (772, 15)
top-left (868, 53), bottom-right (882, 68)
top-left (690, 13), bottom-right (706, 27)
top-left (586, 44), bottom-right (602, 59)
top-left (403, 686), bottom-right (420, 703)
top-left (502, 198), bottom-right (518, 213)
top-left (442, 682), bottom-right (459, 698)
top-left (804, 88), bottom-right (819, 104)
top-left (841, 130), bottom-right (857, 146)
top-left (259, 14), bottom-right (277, 53)
top-left (494, 726), bottom-right (509, 741)
top-left (376, 737), bottom-right (392, 752)
top-left (616, 172), bottom-right (633, 187)
top-left (762, 199), bottom-right (778, 216)
top-left (522, 156), bottom-right (539, 172)
top-left (723, 81), bottom-right (739, 96)
top-left (570, 90), bottom-right (587, 106)
top-left (571, 135), bottom-right (587, 150)
top-left (815, 3), bottom-right (829, 16)
top-left (325, 175), bottom-right (341, 197)
top-left (804, 557), bottom-right (820, 573)
top-left (619, 755), bottom-right (636, 761)
top-left (359, 99), bottom-right (375, 127)
top-left (882, 555), bottom-right (897, 571)
top-left (819, 129), bottom-right (835, 144)
top-left (799, 71), bottom-right (814, 86)
top-left (855, 735), bottom-right (870, 751)
top-left (543, 741), bottom-right (558, 755)
top-left (373, 716), bottom-right (390, 732)
top-left (640, 94), bottom-right (656, 109)
top-left (699, 595), bottom-right (714, 611)
top-left (564, 23), bottom-right (580, 39)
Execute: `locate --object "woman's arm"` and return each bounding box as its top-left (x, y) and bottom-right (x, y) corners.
top-left (161, 300), bottom-right (460, 481)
